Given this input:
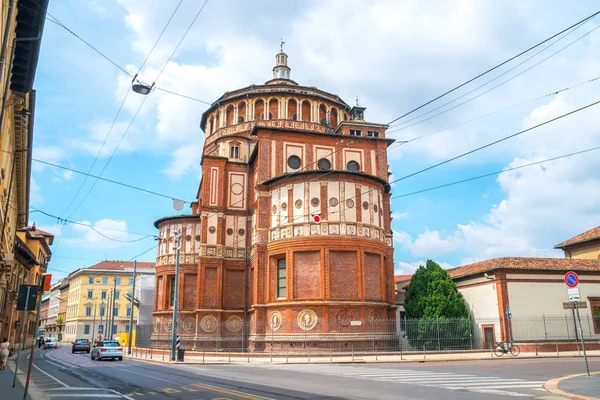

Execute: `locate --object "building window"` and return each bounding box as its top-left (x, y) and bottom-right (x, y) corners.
top-left (113, 307), bottom-right (118, 316)
top-left (115, 278), bottom-right (121, 285)
top-left (287, 155), bottom-right (301, 170)
top-left (101, 291), bottom-right (107, 299)
top-left (238, 116), bottom-right (244, 123)
top-left (126, 308), bottom-right (132, 317)
top-left (115, 291), bottom-right (120, 300)
top-left (350, 129), bottom-right (362, 136)
top-left (89, 277), bottom-right (94, 284)
top-left (347, 160), bottom-right (360, 172)
top-left (87, 290), bottom-right (93, 299)
top-left (85, 307), bottom-right (92, 316)
top-left (230, 145), bottom-right (239, 159)
top-left (277, 258), bottom-right (286, 299)
top-left (84, 325), bottom-right (90, 334)
top-left (291, 113), bottom-right (297, 120)
top-left (367, 131), bottom-right (379, 137)
top-left (170, 279), bottom-right (175, 308)
top-left (102, 278), bottom-right (108, 284)
top-left (129, 278), bottom-right (134, 285)
top-left (317, 158), bottom-right (331, 170)
top-left (100, 306), bottom-right (105, 317)
top-left (112, 325), bottom-right (117, 335)
top-left (125, 325), bottom-right (130, 333)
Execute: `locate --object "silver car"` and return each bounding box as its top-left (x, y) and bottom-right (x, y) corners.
top-left (91, 340), bottom-right (123, 361)
top-left (43, 338), bottom-right (57, 349)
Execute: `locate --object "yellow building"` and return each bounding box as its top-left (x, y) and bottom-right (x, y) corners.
top-left (0, 0), bottom-right (49, 342)
top-left (64, 261), bottom-right (155, 341)
top-left (555, 225), bottom-right (600, 260)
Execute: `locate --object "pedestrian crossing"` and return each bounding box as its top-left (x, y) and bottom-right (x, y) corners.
top-left (250, 364), bottom-right (546, 396)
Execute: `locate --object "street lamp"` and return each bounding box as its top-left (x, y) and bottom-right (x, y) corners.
top-left (132, 82), bottom-right (154, 95)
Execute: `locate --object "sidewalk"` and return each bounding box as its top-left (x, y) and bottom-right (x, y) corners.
top-left (0, 358), bottom-right (32, 400)
top-left (545, 371), bottom-right (600, 400)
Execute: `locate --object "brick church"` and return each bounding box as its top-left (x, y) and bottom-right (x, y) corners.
top-left (153, 47), bottom-right (397, 351)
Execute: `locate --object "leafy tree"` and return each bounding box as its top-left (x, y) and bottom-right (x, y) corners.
top-left (403, 260), bottom-right (471, 349)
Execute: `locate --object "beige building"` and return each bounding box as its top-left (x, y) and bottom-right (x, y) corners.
top-left (555, 225), bottom-right (600, 260)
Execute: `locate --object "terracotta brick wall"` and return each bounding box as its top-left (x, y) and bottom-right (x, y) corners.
top-left (293, 251), bottom-right (321, 299)
top-left (364, 253), bottom-right (381, 300)
top-left (183, 274), bottom-right (197, 310)
top-left (224, 269), bottom-right (245, 308)
top-left (329, 250), bottom-right (358, 299)
top-left (156, 276), bottom-right (164, 310)
top-left (204, 268), bottom-right (217, 307)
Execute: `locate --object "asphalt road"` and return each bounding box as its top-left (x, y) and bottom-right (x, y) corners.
top-left (26, 343), bottom-right (599, 399)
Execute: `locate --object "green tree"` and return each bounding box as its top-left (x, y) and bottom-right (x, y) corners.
top-left (403, 260), bottom-right (471, 350)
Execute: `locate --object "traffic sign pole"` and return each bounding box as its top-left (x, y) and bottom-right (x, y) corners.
top-left (564, 271), bottom-right (589, 376)
top-left (12, 286), bottom-right (30, 388)
top-left (574, 301), bottom-right (590, 376)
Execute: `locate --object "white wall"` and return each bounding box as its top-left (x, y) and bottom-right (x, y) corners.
top-left (457, 279), bottom-right (501, 344)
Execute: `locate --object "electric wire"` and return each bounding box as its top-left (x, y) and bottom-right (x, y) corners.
top-left (386, 9), bottom-right (600, 126)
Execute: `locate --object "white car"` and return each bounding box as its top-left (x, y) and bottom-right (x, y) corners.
top-left (91, 340), bottom-right (123, 361)
top-left (43, 338), bottom-right (57, 349)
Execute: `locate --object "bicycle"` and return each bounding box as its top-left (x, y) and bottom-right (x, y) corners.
top-left (494, 340), bottom-right (520, 357)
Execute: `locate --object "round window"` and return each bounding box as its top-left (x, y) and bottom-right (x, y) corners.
top-left (287, 155), bottom-right (301, 170)
top-left (317, 158), bottom-right (331, 170)
top-left (208, 226), bottom-right (216, 234)
top-left (238, 229), bottom-right (246, 236)
top-left (295, 199), bottom-right (303, 209)
top-left (226, 228), bottom-right (234, 236)
top-left (281, 202), bottom-right (287, 211)
top-left (311, 197), bottom-right (320, 207)
top-left (329, 198), bottom-right (338, 207)
top-left (347, 160), bottom-right (360, 172)
top-left (374, 204), bottom-right (378, 213)
top-left (272, 205), bottom-right (277, 214)
top-left (346, 199), bottom-right (354, 208)
top-left (195, 235), bottom-right (201, 241)
top-left (362, 201), bottom-right (369, 210)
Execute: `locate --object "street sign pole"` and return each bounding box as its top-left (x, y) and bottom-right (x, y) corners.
top-left (170, 230), bottom-right (181, 362)
top-left (24, 277), bottom-right (45, 400)
top-left (574, 301), bottom-right (590, 377)
top-left (12, 286), bottom-right (30, 388)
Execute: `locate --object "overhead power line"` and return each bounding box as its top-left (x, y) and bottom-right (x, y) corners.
top-left (386, 9), bottom-right (600, 126)
top-left (391, 145), bottom-right (600, 200)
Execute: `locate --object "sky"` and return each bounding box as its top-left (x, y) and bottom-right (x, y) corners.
top-left (29, 0), bottom-right (600, 280)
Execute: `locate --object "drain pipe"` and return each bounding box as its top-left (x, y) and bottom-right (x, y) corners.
top-left (0, 31), bottom-right (42, 141)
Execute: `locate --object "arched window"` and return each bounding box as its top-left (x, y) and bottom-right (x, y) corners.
top-left (238, 116), bottom-right (245, 123)
top-left (292, 113), bottom-right (297, 120)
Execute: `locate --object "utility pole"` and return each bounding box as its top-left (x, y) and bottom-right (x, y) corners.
top-left (13, 286), bottom-right (32, 388)
top-left (24, 275), bottom-right (46, 400)
top-left (106, 290), bottom-right (113, 340)
top-left (91, 300), bottom-right (97, 342)
top-left (110, 278), bottom-right (117, 340)
top-left (170, 229), bottom-right (181, 361)
top-left (127, 260), bottom-right (136, 355)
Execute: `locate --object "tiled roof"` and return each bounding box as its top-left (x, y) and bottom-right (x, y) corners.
top-left (448, 257), bottom-right (600, 279)
top-left (87, 261), bottom-right (155, 271)
top-left (394, 274), bottom-right (412, 283)
top-left (554, 226), bottom-right (600, 249)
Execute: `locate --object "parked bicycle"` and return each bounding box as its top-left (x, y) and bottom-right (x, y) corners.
top-left (494, 340), bottom-right (520, 357)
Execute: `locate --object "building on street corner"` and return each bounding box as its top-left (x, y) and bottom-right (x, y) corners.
top-left (64, 261), bottom-right (155, 342)
top-left (0, 0), bottom-right (49, 345)
top-left (153, 49), bottom-right (396, 351)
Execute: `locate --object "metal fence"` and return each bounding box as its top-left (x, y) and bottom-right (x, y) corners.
top-left (134, 315), bottom-right (600, 353)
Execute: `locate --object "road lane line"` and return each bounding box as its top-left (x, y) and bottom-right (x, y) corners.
top-left (47, 394), bottom-right (121, 398)
top-left (32, 363), bottom-right (69, 387)
top-left (116, 368), bottom-right (275, 400)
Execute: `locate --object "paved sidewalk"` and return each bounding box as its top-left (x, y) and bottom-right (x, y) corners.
top-left (545, 371), bottom-right (600, 400)
top-left (0, 358), bottom-right (32, 400)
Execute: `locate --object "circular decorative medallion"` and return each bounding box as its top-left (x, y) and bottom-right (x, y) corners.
top-left (337, 310), bottom-right (353, 327)
top-left (200, 315), bottom-right (218, 332)
top-left (226, 228), bottom-right (234, 236)
top-left (295, 199), bottom-right (303, 209)
top-left (208, 226), bottom-right (216, 234)
top-left (165, 318), bottom-right (173, 331)
top-left (374, 204), bottom-right (378, 213)
top-left (226, 316), bottom-right (243, 332)
top-left (272, 205), bottom-right (277, 214)
top-left (183, 317), bottom-right (195, 332)
top-left (297, 309), bottom-right (318, 331)
top-left (317, 158), bottom-right (331, 170)
top-left (362, 201), bottom-right (369, 210)
top-left (347, 160), bottom-right (360, 172)
top-left (153, 318), bottom-right (160, 333)
top-left (270, 311), bottom-right (282, 331)
top-left (238, 228), bottom-right (246, 236)
top-left (281, 202), bottom-right (287, 211)
top-left (311, 197), bottom-right (320, 207)
top-left (329, 197), bottom-right (338, 207)
top-left (346, 199), bottom-right (354, 208)
top-left (287, 155), bottom-right (302, 170)
top-left (231, 183), bottom-right (243, 195)
top-left (195, 235), bottom-right (201, 241)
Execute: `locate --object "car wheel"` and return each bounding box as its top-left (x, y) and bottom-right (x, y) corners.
top-left (118, 357), bottom-right (123, 361)
top-left (91, 353), bottom-right (94, 360)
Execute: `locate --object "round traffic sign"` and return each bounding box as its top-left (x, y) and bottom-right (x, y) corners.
top-left (564, 271), bottom-right (579, 288)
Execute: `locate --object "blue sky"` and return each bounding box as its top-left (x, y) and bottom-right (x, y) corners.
top-left (30, 0), bottom-right (600, 279)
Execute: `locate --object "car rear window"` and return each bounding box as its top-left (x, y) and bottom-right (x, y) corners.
top-left (76, 339), bottom-right (88, 343)
top-left (102, 342), bottom-right (119, 347)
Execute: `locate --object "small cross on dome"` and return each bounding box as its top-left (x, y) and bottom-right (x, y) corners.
top-left (280, 38), bottom-right (285, 52)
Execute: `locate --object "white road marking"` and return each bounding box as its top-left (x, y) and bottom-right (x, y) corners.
top-left (47, 394), bottom-right (121, 398)
top-left (468, 388), bottom-right (531, 397)
top-left (32, 363), bottom-right (69, 387)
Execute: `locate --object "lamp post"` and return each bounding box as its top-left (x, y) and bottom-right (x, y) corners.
top-left (170, 229), bottom-right (181, 361)
top-left (110, 278), bottom-right (117, 340)
top-left (127, 260), bottom-right (136, 355)
top-left (91, 299), bottom-right (97, 342)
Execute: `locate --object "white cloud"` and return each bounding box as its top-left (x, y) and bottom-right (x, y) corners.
top-left (391, 212), bottom-right (408, 220)
top-left (65, 218), bottom-right (134, 248)
top-left (160, 143), bottom-right (203, 181)
top-left (395, 259), bottom-right (455, 275)
top-left (394, 228), bottom-right (463, 258)
top-left (30, 177), bottom-right (43, 204)
top-left (36, 224), bottom-right (63, 238)
top-left (63, 170), bottom-right (73, 180)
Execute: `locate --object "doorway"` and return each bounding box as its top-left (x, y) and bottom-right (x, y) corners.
top-left (482, 325), bottom-right (495, 349)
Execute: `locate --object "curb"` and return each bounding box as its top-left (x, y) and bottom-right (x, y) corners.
top-left (7, 362), bottom-right (48, 400)
top-left (544, 371), bottom-right (600, 400)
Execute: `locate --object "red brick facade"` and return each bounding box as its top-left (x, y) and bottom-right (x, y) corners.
top-left (152, 51), bottom-right (396, 350)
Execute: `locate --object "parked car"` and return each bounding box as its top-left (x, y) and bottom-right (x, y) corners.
top-left (43, 338), bottom-right (57, 349)
top-left (72, 338), bottom-right (91, 353)
top-left (91, 340), bottom-right (123, 361)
